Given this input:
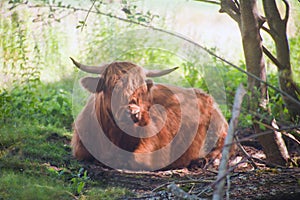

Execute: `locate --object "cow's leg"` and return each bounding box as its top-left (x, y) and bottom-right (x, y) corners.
top-left (188, 158), bottom-right (208, 169)
top-left (205, 130), bottom-right (236, 167)
top-left (205, 130), bottom-right (226, 164)
top-left (71, 129), bottom-right (94, 161)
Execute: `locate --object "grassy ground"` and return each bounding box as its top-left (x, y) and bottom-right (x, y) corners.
top-left (0, 122), bottom-right (131, 200)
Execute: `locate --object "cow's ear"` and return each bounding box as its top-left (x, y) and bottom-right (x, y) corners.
top-left (80, 77), bottom-right (104, 93)
top-left (146, 79), bottom-right (153, 92)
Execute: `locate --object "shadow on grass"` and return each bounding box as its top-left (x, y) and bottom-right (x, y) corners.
top-left (0, 76), bottom-right (132, 199)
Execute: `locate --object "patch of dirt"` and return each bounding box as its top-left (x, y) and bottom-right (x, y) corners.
top-left (81, 162), bottom-right (300, 199)
top-left (229, 168), bottom-right (300, 200)
top-left (80, 137), bottom-right (300, 200)
top-left (46, 132), bottom-right (70, 145)
top-left (82, 163), bottom-right (300, 199)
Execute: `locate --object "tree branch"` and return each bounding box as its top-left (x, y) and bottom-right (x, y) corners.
top-left (282, 0), bottom-right (289, 25)
top-left (233, 0), bottom-right (240, 9)
top-left (219, 0), bottom-right (241, 24)
top-left (261, 25), bottom-right (271, 35)
top-left (262, 0), bottom-right (285, 39)
top-left (213, 84), bottom-right (246, 200)
top-left (194, 0), bottom-right (220, 5)
top-left (262, 46), bottom-right (284, 70)
top-left (231, 124), bottom-right (300, 146)
top-left (234, 136), bottom-right (258, 169)
top-left (282, 132), bottom-right (300, 146)
top-left (80, 0), bottom-right (96, 32)
top-left (27, 2), bottom-right (300, 108)
top-left (261, 25), bottom-right (278, 40)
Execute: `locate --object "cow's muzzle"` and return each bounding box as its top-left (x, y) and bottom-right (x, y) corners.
top-left (128, 104), bottom-right (141, 123)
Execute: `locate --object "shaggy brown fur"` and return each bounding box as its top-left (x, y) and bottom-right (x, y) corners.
top-left (71, 61), bottom-right (229, 170)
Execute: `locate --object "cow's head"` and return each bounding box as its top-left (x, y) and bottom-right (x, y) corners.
top-left (71, 58), bottom-right (178, 124)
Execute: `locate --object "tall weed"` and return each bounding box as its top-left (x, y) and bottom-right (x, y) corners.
top-left (0, 3), bottom-right (73, 128)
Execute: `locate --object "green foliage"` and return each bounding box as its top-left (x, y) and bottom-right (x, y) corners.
top-left (290, 1), bottom-right (300, 85)
top-left (290, 33), bottom-right (300, 85)
top-left (70, 168), bottom-right (90, 195)
top-left (0, 2), bottom-right (74, 129)
top-left (0, 84), bottom-right (73, 128)
top-left (182, 61), bottom-right (202, 87)
top-left (121, 0), bottom-right (159, 24)
top-left (37, 86), bottom-right (73, 127)
top-left (0, 8), bottom-right (39, 125)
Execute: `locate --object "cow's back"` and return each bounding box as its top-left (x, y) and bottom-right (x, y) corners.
top-left (134, 84), bottom-right (227, 169)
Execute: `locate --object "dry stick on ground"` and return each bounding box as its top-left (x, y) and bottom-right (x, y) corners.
top-left (152, 179), bottom-right (214, 193)
top-left (166, 183), bottom-right (200, 200)
top-left (212, 84), bottom-right (246, 200)
top-left (234, 135), bottom-right (258, 169)
top-left (195, 157), bottom-right (248, 197)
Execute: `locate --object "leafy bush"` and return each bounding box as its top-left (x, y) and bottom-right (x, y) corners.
top-left (0, 2), bottom-right (74, 129)
top-left (0, 84), bottom-right (73, 128)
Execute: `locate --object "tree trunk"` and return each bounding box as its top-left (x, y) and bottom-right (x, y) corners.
top-left (262, 0), bottom-right (300, 120)
top-left (239, 0), bottom-right (267, 99)
top-left (220, 0), bottom-right (289, 166)
top-left (239, 0), bottom-right (288, 166)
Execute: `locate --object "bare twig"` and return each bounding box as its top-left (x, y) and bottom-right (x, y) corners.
top-left (167, 183), bottom-right (199, 200)
top-left (252, 118), bottom-right (296, 149)
top-left (152, 179), bottom-right (214, 192)
top-left (226, 124), bottom-right (300, 149)
top-left (80, 0), bottom-right (96, 32)
top-left (281, 132), bottom-right (300, 145)
top-left (234, 136), bottom-right (258, 169)
top-left (233, 0), bottom-right (240, 9)
top-left (225, 174), bottom-right (231, 200)
top-left (196, 157), bottom-right (248, 197)
top-left (211, 158), bottom-right (248, 189)
top-left (212, 84), bottom-right (246, 200)
top-left (194, 0), bottom-right (220, 5)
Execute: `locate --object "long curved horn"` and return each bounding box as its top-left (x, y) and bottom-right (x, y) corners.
top-left (145, 67), bottom-right (179, 77)
top-left (70, 57), bottom-right (106, 74)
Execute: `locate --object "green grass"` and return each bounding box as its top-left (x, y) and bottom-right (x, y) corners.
top-left (0, 122), bottom-right (131, 200)
top-left (0, 170), bottom-right (73, 200)
top-left (81, 187), bottom-right (133, 200)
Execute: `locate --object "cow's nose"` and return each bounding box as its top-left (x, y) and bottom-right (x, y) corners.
top-left (128, 104), bottom-right (140, 115)
top-left (128, 104), bottom-right (141, 123)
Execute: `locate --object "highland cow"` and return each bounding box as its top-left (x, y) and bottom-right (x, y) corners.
top-left (71, 58), bottom-right (228, 170)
